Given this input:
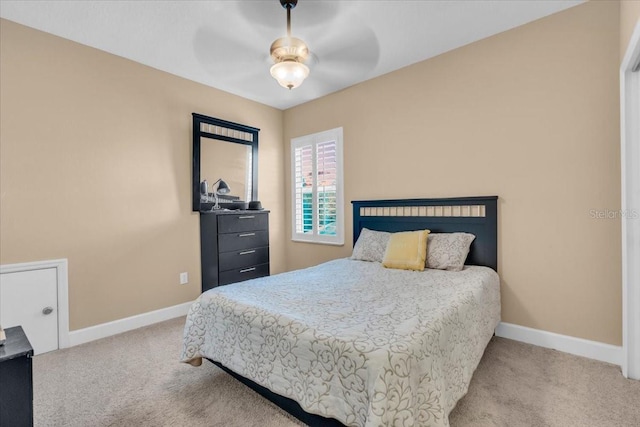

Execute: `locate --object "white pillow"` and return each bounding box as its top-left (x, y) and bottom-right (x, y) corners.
top-left (426, 233), bottom-right (476, 271)
top-left (351, 228), bottom-right (391, 262)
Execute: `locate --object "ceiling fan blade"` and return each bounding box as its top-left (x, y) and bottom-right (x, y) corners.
top-left (193, 26), bottom-right (265, 77)
top-left (308, 21), bottom-right (380, 84)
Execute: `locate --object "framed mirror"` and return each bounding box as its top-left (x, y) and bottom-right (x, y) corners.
top-left (192, 113), bottom-right (259, 212)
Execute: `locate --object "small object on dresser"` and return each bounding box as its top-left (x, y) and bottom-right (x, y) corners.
top-left (200, 180), bottom-right (209, 202)
top-left (248, 201), bottom-right (263, 210)
top-left (0, 325), bottom-right (5, 346)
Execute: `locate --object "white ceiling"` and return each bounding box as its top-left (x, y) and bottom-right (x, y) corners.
top-left (0, 0), bottom-right (584, 110)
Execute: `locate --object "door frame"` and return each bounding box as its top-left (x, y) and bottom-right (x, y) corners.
top-left (0, 259), bottom-right (69, 349)
top-left (621, 21), bottom-right (640, 380)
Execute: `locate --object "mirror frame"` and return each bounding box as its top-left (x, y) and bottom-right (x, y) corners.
top-left (192, 113), bottom-right (259, 212)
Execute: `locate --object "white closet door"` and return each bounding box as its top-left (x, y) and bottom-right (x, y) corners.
top-left (0, 268), bottom-right (58, 355)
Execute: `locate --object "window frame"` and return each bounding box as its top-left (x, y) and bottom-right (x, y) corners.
top-left (290, 127), bottom-right (344, 245)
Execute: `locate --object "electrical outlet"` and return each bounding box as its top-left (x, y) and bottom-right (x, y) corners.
top-left (179, 272), bottom-right (189, 285)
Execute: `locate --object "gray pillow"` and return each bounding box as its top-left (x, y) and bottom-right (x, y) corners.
top-left (351, 228), bottom-right (391, 262)
top-left (426, 233), bottom-right (476, 271)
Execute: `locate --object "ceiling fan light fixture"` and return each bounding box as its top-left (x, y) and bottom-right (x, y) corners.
top-left (270, 0), bottom-right (310, 90)
top-left (270, 60), bottom-right (310, 90)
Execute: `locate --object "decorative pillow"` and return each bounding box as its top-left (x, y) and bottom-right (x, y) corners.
top-left (382, 230), bottom-right (430, 271)
top-left (426, 233), bottom-right (476, 271)
top-left (351, 228), bottom-right (391, 262)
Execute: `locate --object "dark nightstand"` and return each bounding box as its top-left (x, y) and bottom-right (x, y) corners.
top-left (0, 326), bottom-right (34, 427)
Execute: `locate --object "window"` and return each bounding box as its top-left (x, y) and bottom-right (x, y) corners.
top-left (291, 127), bottom-right (344, 245)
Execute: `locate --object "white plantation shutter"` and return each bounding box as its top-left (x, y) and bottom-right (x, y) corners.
top-left (316, 141), bottom-right (337, 236)
top-left (291, 128), bottom-right (344, 245)
top-left (294, 144), bottom-right (313, 234)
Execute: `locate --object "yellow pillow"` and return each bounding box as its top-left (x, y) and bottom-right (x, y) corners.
top-left (382, 230), bottom-right (430, 271)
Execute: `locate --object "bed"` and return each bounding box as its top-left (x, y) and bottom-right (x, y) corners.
top-left (182, 196), bottom-right (500, 427)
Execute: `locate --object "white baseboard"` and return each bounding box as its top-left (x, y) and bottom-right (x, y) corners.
top-left (68, 301), bottom-right (192, 347)
top-left (495, 322), bottom-right (622, 366)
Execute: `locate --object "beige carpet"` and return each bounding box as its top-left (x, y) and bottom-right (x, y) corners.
top-left (33, 317), bottom-right (640, 427)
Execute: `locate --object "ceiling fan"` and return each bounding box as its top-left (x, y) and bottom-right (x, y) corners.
top-left (193, 0), bottom-right (380, 97)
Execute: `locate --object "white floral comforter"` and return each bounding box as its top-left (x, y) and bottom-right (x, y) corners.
top-left (181, 259), bottom-right (500, 427)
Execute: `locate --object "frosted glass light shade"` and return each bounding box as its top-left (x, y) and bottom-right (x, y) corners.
top-left (270, 60), bottom-right (310, 90)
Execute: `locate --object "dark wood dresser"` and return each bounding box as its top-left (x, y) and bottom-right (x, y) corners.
top-left (0, 326), bottom-right (34, 427)
top-left (200, 210), bottom-right (270, 292)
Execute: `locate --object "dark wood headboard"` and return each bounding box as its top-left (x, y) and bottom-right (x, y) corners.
top-left (351, 196), bottom-right (498, 271)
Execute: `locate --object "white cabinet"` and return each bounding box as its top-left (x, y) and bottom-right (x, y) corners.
top-left (0, 268), bottom-right (59, 355)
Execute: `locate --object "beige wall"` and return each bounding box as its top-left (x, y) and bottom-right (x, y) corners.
top-left (621, 0), bottom-right (640, 60)
top-left (283, 1), bottom-right (622, 345)
top-left (0, 19), bottom-right (286, 330)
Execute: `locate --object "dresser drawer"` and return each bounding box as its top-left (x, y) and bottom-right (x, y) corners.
top-left (219, 230), bottom-right (269, 252)
top-left (218, 213), bottom-right (268, 234)
top-left (219, 246), bottom-right (269, 271)
top-left (219, 263), bottom-right (270, 286)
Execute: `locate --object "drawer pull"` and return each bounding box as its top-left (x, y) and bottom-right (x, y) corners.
top-left (238, 215), bottom-right (255, 219)
top-left (239, 250), bottom-right (256, 255)
top-left (240, 267), bottom-right (256, 273)
top-left (239, 232), bottom-right (256, 237)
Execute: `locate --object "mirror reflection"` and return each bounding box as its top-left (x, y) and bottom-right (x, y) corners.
top-left (192, 113), bottom-right (259, 212)
top-left (200, 137), bottom-right (252, 203)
